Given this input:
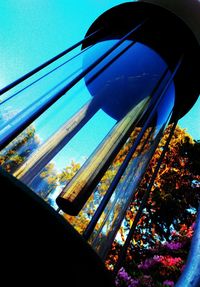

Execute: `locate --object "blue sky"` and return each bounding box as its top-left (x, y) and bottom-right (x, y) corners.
top-left (178, 97), bottom-right (200, 140)
top-left (0, 0), bottom-right (199, 140)
top-left (0, 0), bottom-right (128, 84)
top-left (0, 0), bottom-right (199, 173)
top-left (0, 0), bottom-right (129, 170)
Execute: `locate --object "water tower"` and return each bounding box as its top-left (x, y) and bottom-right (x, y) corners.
top-left (1, 1), bottom-right (200, 286)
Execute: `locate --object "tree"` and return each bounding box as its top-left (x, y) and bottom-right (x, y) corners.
top-left (29, 162), bottom-right (58, 199)
top-left (59, 160), bottom-right (81, 186)
top-left (0, 125), bottom-right (40, 173)
top-left (0, 126), bottom-right (59, 200)
top-left (106, 126), bottom-right (200, 286)
top-left (61, 128), bottom-right (142, 234)
top-left (1, 121), bottom-right (199, 286)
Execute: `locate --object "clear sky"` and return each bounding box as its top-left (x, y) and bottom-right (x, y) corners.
top-left (0, 0), bottom-right (199, 174)
top-left (0, 0), bottom-right (199, 140)
top-left (0, 0), bottom-right (130, 170)
top-left (178, 97), bottom-right (200, 140)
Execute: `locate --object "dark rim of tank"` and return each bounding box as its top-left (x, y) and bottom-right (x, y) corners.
top-left (82, 2), bottom-right (200, 121)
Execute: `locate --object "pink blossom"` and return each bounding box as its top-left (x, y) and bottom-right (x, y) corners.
top-left (163, 280), bottom-right (174, 286)
top-left (161, 256), bottom-right (182, 267)
top-left (128, 279), bottom-right (139, 287)
top-left (138, 258), bottom-right (158, 270)
top-left (115, 268), bottom-right (139, 287)
top-left (165, 242), bottom-right (182, 250)
top-left (153, 255), bottom-right (182, 267)
top-left (153, 255), bottom-right (164, 262)
top-left (116, 267), bottom-right (130, 282)
top-left (186, 226), bottom-right (194, 238)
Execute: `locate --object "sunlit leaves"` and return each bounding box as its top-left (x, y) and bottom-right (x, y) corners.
top-left (112, 125), bottom-right (200, 286)
top-left (59, 160), bottom-right (81, 185)
top-left (0, 125), bottom-right (40, 173)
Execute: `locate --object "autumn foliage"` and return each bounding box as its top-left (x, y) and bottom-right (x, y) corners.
top-left (0, 124), bottom-right (200, 286)
top-left (106, 126), bottom-right (200, 286)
